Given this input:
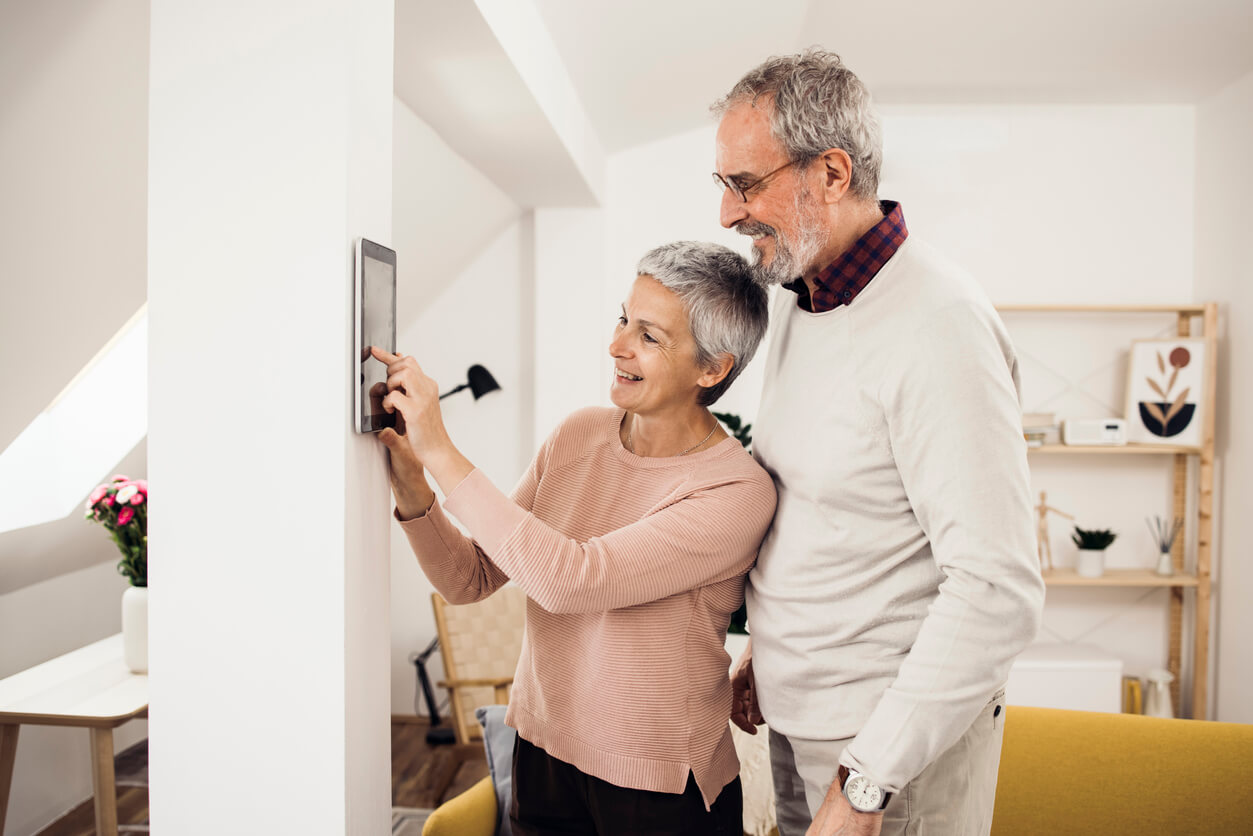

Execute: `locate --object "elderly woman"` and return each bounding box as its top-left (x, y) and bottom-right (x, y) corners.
top-left (374, 241), bottom-right (774, 836)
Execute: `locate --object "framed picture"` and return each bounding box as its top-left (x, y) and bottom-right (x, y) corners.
top-left (1124, 338), bottom-right (1207, 446)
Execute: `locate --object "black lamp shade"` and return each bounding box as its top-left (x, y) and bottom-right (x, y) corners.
top-left (466, 364), bottom-right (501, 400)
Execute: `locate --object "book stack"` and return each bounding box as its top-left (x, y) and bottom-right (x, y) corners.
top-left (1023, 412), bottom-right (1060, 447)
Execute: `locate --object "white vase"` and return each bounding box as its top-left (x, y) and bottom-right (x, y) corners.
top-left (1076, 548), bottom-right (1105, 578)
top-left (122, 585), bottom-right (148, 674)
top-left (1144, 668), bottom-right (1175, 718)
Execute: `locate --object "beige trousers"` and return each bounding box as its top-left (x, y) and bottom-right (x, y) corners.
top-left (769, 690), bottom-right (1006, 836)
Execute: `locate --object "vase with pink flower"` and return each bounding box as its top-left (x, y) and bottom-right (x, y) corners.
top-left (86, 475), bottom-right (148, 673)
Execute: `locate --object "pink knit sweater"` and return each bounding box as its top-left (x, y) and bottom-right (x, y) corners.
top-left (399, 406), bottom-right (777, 808)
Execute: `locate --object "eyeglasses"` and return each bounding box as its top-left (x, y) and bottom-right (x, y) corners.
top-left (712, 158), bottom-right (805, 203)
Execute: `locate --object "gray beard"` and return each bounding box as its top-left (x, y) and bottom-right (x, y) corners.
top-left (740, 190), bottom-right (826, 287)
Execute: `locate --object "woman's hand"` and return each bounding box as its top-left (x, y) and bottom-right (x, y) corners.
top-left (370, 346), bottom-right (476, 501)
top-left (375, 397), bottom-right (436, 520)
top-left (370, 347), bottom-right (449, 461)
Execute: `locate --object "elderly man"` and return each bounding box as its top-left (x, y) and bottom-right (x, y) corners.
top-left (713, 50), bottom-right (1045, 836)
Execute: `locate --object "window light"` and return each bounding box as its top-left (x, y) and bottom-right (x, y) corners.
top-left (0, 305), bottom-right (147, 534)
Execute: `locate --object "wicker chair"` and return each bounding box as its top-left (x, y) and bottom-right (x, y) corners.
top-left (431, 587), bottom-right (527, 745)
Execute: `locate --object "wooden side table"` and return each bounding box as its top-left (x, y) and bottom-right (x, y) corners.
top-left (0, 634), bottom-right (148, 836)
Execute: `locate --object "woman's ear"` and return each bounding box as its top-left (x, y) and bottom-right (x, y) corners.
top-left (697, 353), bottom-right (736, 390)
top-left (819, 147), bottom-right (853, 205)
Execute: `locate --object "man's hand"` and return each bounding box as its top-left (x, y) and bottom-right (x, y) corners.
top-left (730, 639), bottom-right (763, 734)
top-left (806, 776), bottom-right (883, 836)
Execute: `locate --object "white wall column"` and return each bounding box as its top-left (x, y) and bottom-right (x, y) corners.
top-left (533, 208), bottom-right (608, 447)
top-left (148, 2), bottom-right (393, 833)
top-left (1196, 69), bottom-right (1253, 724)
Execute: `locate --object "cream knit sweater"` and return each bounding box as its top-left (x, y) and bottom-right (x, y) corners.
top-left (748, 236), bottom-right (1045, 793)
top-left (399, 406), bottom-right (777, 808)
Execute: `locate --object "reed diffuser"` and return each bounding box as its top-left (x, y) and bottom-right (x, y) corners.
top-left (1147, 515), bottom-right (1182, 577)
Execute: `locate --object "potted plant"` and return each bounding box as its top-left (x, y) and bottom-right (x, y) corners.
top-left (86, 475), bottom-right (148, 672)
top-left (714, 412), bottom-right (753, 636)
top-left (1071, 525), bottom-right (1116, 578)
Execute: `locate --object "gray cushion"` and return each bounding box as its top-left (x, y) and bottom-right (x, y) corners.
top-left (475, 705), bottom-right (516, 836)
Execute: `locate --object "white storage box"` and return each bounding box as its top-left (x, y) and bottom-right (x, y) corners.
top-left (1005, 642), bottom-right (1123, 713)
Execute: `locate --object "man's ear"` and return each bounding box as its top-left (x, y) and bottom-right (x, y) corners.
top-left (698, 353), bottom-right (736, 390)
top-left (818, 147), bottom-right (853, 204)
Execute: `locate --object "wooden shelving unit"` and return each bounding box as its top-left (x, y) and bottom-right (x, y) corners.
top-left (999, 302), bottom-right (1218, 719)
top-left (1041, 568), bottom-right (1200, 588)
top-left (1028, 443), bottom-right (1200, 456)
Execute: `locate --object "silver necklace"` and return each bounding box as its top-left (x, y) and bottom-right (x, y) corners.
top-left (627, 417), bottom-right (718, 457)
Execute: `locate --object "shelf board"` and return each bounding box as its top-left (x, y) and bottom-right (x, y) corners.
top-left (997, 303), bottom-right (1208, 315)
top-left (1043, 568), bottom-right (1198, 588)
top-left (1027, 443), bottom-right (1200, 456)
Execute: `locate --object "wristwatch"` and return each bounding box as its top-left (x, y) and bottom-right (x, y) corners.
top-left (838, 765), bottom-right (891, 813)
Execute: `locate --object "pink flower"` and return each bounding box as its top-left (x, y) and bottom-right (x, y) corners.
top-left (88, 485), bottom-right (108, 507)
top-left (102, 496), bottom-right (114, 507)
top-left (111, 474), bottom-right (129, 483)
top-left (129, 492), bottom-right (145, 506)
top-left (134, 479), bottom-right (148, 494)
top-left (117, 506), bottom-right (134, 526)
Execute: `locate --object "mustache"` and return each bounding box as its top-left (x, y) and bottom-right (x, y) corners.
top-left (735, 221), bottom-right (774, 238)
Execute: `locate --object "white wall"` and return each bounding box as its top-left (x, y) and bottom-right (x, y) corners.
top-left (389, 218), bottom-right (535, 715)
top-left (392, 98), bottom-right (522, 333)
top-left (387, 92), bottom-right (531, 716)
top-left (533, 208), bottom-right (609, 450)
top-left (1195, 69), bottom-right (1253, 724)
top-left (147, 2), bottom-right (394, 833)
top-left (575, 104), bottom-right (1204, 708)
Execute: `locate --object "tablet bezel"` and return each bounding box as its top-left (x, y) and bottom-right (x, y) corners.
top-left (354, 238), bottom-right (397, 434)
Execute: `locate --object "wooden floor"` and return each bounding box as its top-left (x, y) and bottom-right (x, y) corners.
top-left (392, 715), bottom-right (491, 809)
top-left (32, 717), bottom-right (488, 836)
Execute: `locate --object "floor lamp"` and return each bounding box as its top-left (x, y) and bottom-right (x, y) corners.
top-left (412, 363), bottom-right (500, 745)
top-left (409, 638), bottom-right (456, 745)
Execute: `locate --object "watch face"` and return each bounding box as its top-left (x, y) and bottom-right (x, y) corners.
top-left (845, 774), bottom-right (884, 812)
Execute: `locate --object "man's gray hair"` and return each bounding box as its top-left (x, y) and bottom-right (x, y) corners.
top-left (712, 48), bottom-right (882, 202)
top-left (637, 241), bottom-right (768, 407)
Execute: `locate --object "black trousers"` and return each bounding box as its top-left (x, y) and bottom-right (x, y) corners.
top-left (510, 736), bottom-right (743, 836)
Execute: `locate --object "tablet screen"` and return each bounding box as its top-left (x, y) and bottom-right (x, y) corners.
top-left (358, 239), bottom-right (396, 433)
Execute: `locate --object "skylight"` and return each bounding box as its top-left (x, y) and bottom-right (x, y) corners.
top-left (0, 306), bottom-right (147, 534)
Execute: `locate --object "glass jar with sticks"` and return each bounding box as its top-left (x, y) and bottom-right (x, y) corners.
top-left (1147, 515), bottom-right (1182, 577)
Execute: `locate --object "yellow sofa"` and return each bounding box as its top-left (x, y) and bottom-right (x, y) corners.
top-left (423, 706), bottom-right (1253, 836)
top-left (992, 706), bottom-right (1253, 834)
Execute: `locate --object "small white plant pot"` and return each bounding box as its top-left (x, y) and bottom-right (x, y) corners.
top-left (1155, 549), bottom-right (1175, 577)
top-left (1076, 548), bottom-right (1106, 578)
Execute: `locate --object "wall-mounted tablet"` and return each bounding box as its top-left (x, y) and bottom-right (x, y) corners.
top-left (354, 238), bottom-right (397, 434)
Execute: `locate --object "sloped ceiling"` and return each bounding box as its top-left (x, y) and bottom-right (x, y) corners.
top-left (0, 0), bottom-right (149, 454)
top-left (533, 0), bottom-right (1253, 152)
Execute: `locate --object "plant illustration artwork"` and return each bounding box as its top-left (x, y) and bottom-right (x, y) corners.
top-left (1125, 339), bottom-right (1206, 447)
top-left (1139, 346), bottom-right (1195, 438)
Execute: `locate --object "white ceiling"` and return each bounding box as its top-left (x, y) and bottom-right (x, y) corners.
top-left (394, 0), bottom-right (600, 206)
top-left (533, 0), bottom-right (1253, 152)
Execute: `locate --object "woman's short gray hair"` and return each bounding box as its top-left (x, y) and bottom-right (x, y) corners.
top-left (711, 48), bottom-right (882, 202)
top-left (637, 241), bottom-right (768, 407)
